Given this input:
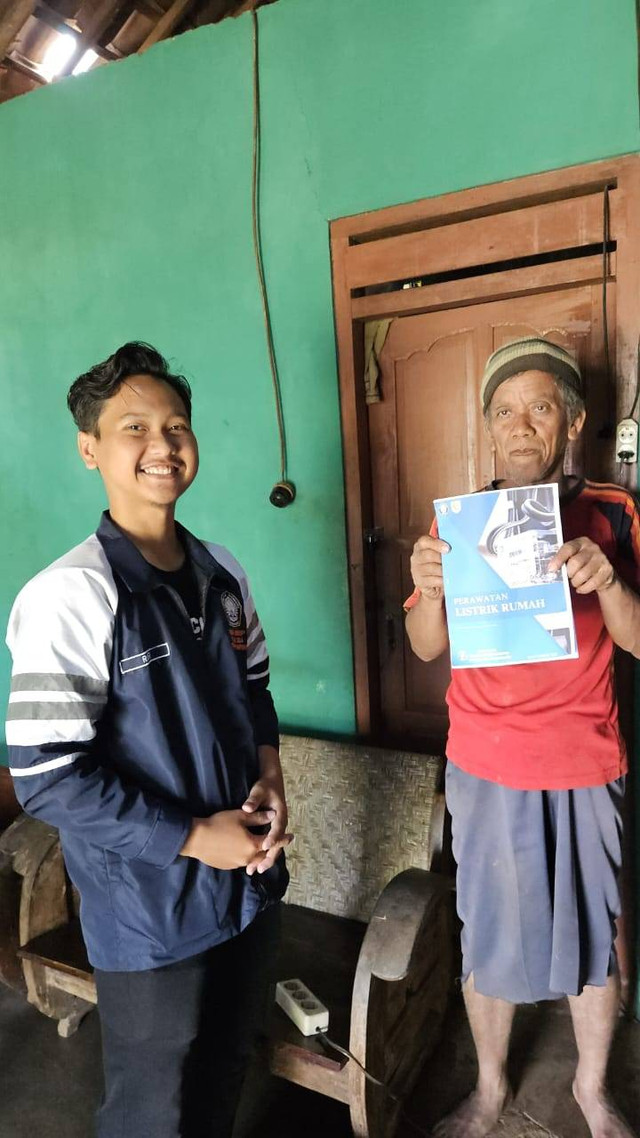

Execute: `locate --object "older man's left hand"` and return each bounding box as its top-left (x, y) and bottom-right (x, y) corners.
top-left (549, 538), bottom-right (616, 595)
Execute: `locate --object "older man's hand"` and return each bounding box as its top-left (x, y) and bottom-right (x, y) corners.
top-left (549, 538), bottom-right (616, 595)
top-left (410, 535), bottom-right (450, 602)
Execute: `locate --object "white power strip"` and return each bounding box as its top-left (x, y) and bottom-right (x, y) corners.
top-left (275, 979), bottom-right (329, 1036)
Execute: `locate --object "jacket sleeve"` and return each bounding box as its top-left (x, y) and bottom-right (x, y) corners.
top-left (242, 579), bottom-right (280, 749)
top-left (611, 490), bottom-right (640, 591)
top-left (5, 568), bottom-right (191, 868)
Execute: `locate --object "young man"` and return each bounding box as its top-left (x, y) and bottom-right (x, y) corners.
top-left (405, 339), bottom-right (639, 1138)
top-left (6, 342), bottom-right (292, 1138)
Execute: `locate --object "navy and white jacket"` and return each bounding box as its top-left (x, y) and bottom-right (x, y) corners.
top-left (5, 512), bottom-right (287, 971)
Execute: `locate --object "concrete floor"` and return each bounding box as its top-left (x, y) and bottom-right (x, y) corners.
top-left (0, 983), bottom-right (638, 1138)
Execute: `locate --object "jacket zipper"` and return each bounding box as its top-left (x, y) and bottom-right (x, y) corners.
top-left (162, 569), bottom-right (213, 635)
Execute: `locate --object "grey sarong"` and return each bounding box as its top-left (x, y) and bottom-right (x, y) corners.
top-left (446, 762), bottom-right (625, 1003)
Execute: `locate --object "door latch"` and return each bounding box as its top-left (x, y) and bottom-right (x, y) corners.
top-left (364, 526), bottom-right (384, 548)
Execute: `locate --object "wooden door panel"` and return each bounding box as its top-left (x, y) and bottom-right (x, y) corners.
top-left (369, 283), bottom-right (616, 747)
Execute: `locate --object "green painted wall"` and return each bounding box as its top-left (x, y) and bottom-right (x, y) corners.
top-left (0, 0), bottom-right (638, 747)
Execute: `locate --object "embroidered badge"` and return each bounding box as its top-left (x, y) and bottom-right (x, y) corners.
top-left (221, 591), bottom-right (243, 628)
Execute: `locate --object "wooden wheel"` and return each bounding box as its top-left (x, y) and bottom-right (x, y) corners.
top-left (0, 815), bottom-right (94, 1034)
top-left (348, 869), bottom-right (453, 1138)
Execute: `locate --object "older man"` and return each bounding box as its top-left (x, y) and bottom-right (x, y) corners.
top-left (405, 338), bottom-right (639, 1138)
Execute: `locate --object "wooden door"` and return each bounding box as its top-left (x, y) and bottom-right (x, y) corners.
top-left (368, 284), bottom-right (615, 749)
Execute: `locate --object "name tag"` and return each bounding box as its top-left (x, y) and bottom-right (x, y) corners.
top-left (119, 642), bottom-right (171, 675)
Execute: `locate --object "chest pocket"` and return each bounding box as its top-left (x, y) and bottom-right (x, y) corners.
top-left (119, 642), bottom-right (171, 674)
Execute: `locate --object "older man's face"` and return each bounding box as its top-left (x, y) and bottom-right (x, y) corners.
top-left (485, 370), bottom-right (585, 488)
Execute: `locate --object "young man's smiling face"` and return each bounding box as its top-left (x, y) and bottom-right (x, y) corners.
top-left (485, 370), bottom-right (585, 488)
top-left (78, 373), bottom-right (199, 515)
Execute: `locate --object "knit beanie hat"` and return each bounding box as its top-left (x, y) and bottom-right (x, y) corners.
top-left (480, 338), bottom-right (583, 412)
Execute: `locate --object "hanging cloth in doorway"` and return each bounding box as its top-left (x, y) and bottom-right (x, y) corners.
top-left (364, 319), bottom-right (392, 403)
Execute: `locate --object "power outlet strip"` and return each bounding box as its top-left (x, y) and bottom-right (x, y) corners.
top-left (275, 979), bottom-right (329, 1036)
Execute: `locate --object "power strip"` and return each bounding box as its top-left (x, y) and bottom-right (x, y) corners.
top-left (275, 979), bottom-right (329, 1036)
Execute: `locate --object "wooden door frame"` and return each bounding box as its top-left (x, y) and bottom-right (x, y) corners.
top-left (329, 154), bottom-right (640, 739)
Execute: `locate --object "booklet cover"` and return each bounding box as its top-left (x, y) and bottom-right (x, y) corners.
top-left (434, 483), bottom-right (578, 669)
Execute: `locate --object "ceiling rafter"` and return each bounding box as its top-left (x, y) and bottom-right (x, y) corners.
top-left (33, 3), bottom-right (122, 60)
top-left (138, 0), bottom-right (197, 52)
top-left (2, 51), bottom-right (47, 83)
top-left (0, 0), bottom-right (38, 59)
top-left (0, 0), bottom-right (278, 104)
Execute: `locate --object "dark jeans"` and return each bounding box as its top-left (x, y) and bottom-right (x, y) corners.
top-left (94, 905), bottom-right (280, 1138)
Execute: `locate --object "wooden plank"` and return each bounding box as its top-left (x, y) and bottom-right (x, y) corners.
top-left (345, 193), bottom-right (618, 291)
top-left (269, 1038), bottom-right (351, 1103)
top-left (43, 964), bottom-right (97, 1004)
top-left (0, 0), bottom-right (37, 58)
top-left (331, 155), bottom-right (634, 243)
top-left (330, 234), bottom-right (377, 736)
top-left (138, 0), bottom-right (196, 51)
top-left (33, 3), bottom-right (81, 35)
top-left (0, 60), bottom-right (40, 103)
top-left (136, 0), bottom-right (165, 15)
top-left (615, 156), bottom-right (640, 449)
top-left (18, 917), bottom-right (92, 979)
top-left (351, 253), bottom-right (615, 322)
top-left (2, 52), bottom-right (47, 84)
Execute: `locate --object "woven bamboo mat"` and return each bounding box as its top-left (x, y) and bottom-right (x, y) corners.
top-left (279, 736), bottom-right (441, 922)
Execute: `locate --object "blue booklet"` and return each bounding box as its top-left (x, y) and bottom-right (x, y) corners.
top-left (434, 483), bottom-right (578, 669)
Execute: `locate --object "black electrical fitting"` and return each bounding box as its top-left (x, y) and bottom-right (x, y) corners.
top-left (269, 481), bottom-right (296, 508)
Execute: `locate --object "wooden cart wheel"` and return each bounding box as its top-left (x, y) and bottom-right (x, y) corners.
top-left (348, 869), bottom-right (454, 1138)
top-left (0, 815), bottom-right (93, 1034)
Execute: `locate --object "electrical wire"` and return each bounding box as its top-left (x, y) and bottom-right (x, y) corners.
top-left (636, 0), bottom-right (640, 133)
top-left (251, 8), bottom-right (289, 484)
top-left (626, 335), bottom-right (640, 421)
top-left (316, 1029), bottom-right (432, 1138)
top-left (600, 185), bottom-right (615, 438)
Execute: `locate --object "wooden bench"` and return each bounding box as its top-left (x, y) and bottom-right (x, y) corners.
top-left (0, 737), bottom-right (453, 1136)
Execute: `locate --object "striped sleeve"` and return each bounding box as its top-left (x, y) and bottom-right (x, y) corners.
top-left (6, 568), bottom-right (190, 867)
top-left (206, 544), bottom-right (279, 748)
top-left (235, 566), bottom-right (279, 749)
top-left (613, 490), bottom-right (640, 590)
top-left (588, 482), bottom-right (640, 590)
top-left (244, 585), bottom-right (270, 683)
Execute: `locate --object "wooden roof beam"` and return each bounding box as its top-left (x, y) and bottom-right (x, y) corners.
top-left (30, 4), bottom-right (122, 63)
top-left (0, 0), bottom-right (37, 59)
top-left (33, 3), bottom-right (80, 35)
top-left (138, 0), bottom-right (197, 52)
top-left (135, 0), bottom-right (165, 15)
top-left (3, 50), bottom-right (46, 83)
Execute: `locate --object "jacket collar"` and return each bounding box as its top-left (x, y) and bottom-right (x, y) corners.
top-left (96, 511), bottom-right (233, 594)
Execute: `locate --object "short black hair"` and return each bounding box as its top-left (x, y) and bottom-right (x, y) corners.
top-left (67, 342), bottom-right (192, 434)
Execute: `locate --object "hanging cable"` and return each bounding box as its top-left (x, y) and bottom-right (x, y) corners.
top-left (598, 184), bottom-right (615, 438)
top-left (626, 335), bottom-right (640, 420)
top-left (636, 0), bottom-right (640, 133)
top-left (316, 1030), bottom-right (431, 1138)
top-left (251, 8), bottom-right (295, 507)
